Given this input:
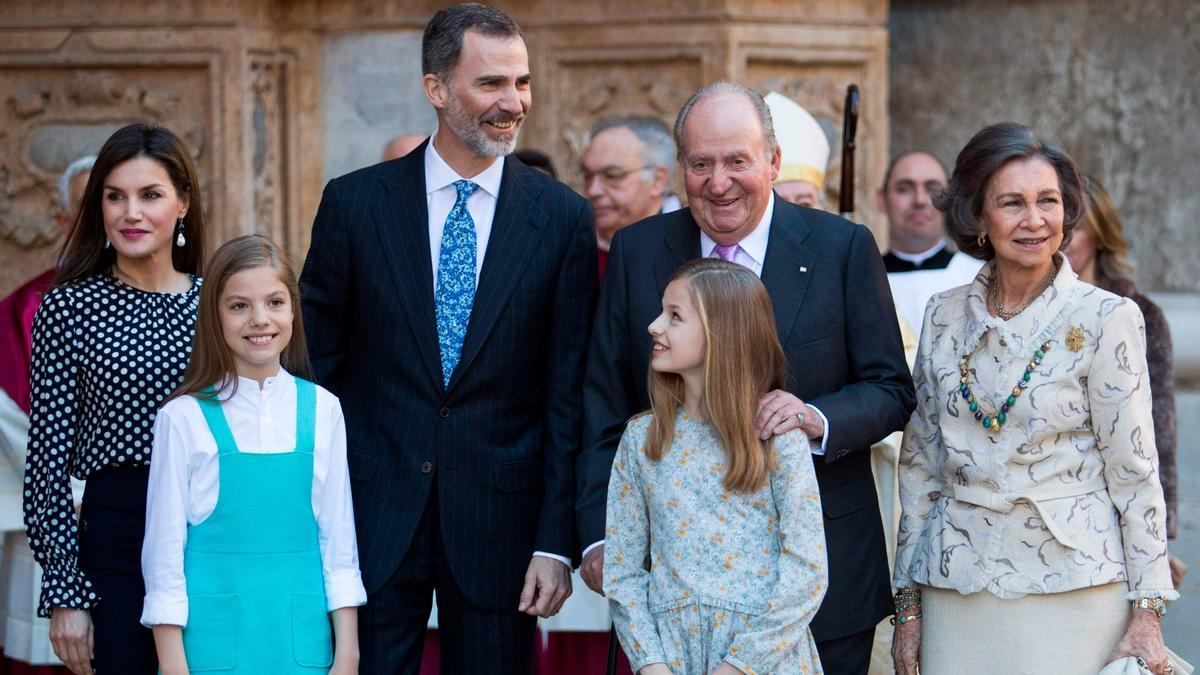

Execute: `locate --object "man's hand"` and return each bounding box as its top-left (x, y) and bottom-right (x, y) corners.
top-left (518, 556), bottom-right (572, 617)
top-left (50, 607), bottom-right (94, 675)
top-left (581, 544), bottom-right (605, 596)
top-left (756, 390), bottom-right (823, 441)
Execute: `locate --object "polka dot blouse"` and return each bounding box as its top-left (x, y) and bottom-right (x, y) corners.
top-left (22, 272), bottom-right (201, 617)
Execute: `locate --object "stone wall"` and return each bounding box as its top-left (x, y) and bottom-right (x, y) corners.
top-left (889, 0), bottom-right (1200, 294)
top-left (0, 0), bottom-right (891, 297)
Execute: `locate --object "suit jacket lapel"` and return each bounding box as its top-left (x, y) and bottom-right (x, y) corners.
top-left (374, 144), bottom-right (445, 389)
top-left (447, 157), bottom-right (548, 391)
top-left (760, 199), bottom-right (815, 345)
top-left (655, 211), bottom-right (701, 296)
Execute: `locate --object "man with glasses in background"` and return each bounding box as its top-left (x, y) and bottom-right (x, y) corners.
top-left (580, 116), bottom-right (681, 280)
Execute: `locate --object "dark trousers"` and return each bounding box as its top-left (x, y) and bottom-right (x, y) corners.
top-left (816, 626), bottom-right (877, 675)
top-left (359, 483), bottom-right (536, 675)
top-left (77, 466), bottom-right (157, 675)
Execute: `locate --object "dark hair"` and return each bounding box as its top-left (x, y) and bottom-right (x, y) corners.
top-left (935, 122), bottom-right (1085, 260)
top-left (674, 82), bottom-right (777, 163)
top-left (54, 123), bottom-right (205, 286)
top-left (422, 3), bottom-right (523, 80)
top-left (514, 149), bottom-right (557, 179)
top-left (167, 235), bottom-right (312, 404)
top-left (880, 150), bottom-right (946, 192)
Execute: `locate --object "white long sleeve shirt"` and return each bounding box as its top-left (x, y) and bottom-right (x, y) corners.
top-left (141, 369), bottom-right (367, 627)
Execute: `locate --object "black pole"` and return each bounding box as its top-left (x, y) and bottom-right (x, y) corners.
top-left (839, 83), bottom-right (860, 218)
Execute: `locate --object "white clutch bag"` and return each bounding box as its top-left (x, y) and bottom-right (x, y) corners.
top-left (1098, 649), bottom-right (1194, 675)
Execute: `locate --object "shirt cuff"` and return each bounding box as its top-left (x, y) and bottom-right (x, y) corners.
top-left (582, 540), bottom-right (604, 560)
top-left (140, 590), bottom-right (189, 628)
top-left (37, 564), bottom-right (96, 618)
top-left (324, 568), bottom-right (369, 611)
top-left (533, 551), bottom-right (571, 568)
top-left (807, 405), bottom-right (830, 456)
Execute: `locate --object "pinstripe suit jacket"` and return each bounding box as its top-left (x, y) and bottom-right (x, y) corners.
top-left (300, 144), bottom-right (596, 609)
top-left (576, 198), bottom-right (916, 640)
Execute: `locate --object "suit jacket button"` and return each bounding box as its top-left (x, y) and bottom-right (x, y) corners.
top-left (420, 461), bottom-right (433, 474)
top-left (439, 406), bottom-right (450, 418)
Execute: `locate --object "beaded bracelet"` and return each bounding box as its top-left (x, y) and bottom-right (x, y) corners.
top-left (890, 611), bottom-right (923, 626)
top-left (893, 587), bottom-right (922, 615)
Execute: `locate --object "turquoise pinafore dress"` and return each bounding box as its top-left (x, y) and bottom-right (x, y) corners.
top-left (181, 378), bottom-right (334, 673)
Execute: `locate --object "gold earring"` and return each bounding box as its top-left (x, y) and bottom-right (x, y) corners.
top-left (976, 232), bottom-right (986, 248)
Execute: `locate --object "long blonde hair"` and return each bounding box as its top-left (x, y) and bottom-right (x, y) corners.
top-left (166, 235), bottom-right (313, 404)
top-left (1081, 175), bottom-right (1135, 286)
top-left (644, 258), bottom-right (788, 493)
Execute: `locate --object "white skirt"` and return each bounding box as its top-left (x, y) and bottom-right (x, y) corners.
top-left (920, 582), bottom-right (1128, 675)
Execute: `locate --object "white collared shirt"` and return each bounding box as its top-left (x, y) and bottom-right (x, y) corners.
top-left (425, 136), bottom-right (504, 284)
top-left (890, 238), bottom-right (947, 267)
top-left (698, 192), bottom-right (774, 277)
top-left (141, 368), bottom-right (367, 627)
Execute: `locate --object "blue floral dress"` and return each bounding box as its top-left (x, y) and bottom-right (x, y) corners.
top-left (604, 411), bottom-right (827, 675)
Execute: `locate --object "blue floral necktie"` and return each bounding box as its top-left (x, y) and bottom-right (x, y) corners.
top-left (435, 179), bottom-right (479, 387)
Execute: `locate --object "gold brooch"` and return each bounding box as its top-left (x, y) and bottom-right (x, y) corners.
top-left (1066, 325), bottom-right (1085, 352)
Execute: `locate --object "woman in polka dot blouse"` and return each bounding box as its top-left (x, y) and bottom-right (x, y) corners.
top-left (22, 123), bottom-right (207, 675)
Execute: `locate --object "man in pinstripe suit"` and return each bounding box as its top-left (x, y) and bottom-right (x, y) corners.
top-left (300, 4), bottom-right (596, 672)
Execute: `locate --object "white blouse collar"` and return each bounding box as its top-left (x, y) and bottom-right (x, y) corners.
top-left (961, 253), bottom-right (1078, 359)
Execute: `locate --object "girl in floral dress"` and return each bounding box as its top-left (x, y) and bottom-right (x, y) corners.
top-left (604, 258), bottom-right (828, 675)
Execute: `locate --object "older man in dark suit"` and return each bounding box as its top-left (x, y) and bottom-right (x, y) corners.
top-left (575, 82), bottom-right (915, 674)
top-left (300, 4), bottom-right (596, 673)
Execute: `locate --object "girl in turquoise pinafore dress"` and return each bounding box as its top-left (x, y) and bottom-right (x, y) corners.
top-left (604, 259), bottom-right (828, 675)
top-left (141, 236), bottom-right (365, 674)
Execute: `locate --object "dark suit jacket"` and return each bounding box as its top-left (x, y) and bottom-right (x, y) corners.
top-left (576, 197), bottom-right (915, 640)
top-left (300, 144), bottom-right (597, 610)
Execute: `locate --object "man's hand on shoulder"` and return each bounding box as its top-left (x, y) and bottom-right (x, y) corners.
top-left (755, 389), bottom-right (823, 441)
top-left (519, 556), bottom-right (572, 617)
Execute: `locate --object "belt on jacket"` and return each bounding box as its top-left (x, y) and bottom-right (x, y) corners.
top-left (952, 476), bottom-right (1107, 550)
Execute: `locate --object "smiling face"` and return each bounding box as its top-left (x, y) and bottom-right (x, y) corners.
top-left (101, 156), bottom-right (188, 265)
top-left (219, 265), bottom-right (294, 383)
top-left (680, 92), bottom-right (781, 246)
top-left (648, 278), bottom-right (707, 381)
top-left (981, 156), bottom-right (1065, 273)
top-left (431, 30), bottom-right (531, 160)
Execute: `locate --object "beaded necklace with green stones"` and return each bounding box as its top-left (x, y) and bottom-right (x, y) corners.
top-left (960, 259), bottom-right (1059, 434)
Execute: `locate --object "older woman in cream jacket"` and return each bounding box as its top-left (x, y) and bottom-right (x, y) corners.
top-left (891, 123), bottom-right (1176, 675)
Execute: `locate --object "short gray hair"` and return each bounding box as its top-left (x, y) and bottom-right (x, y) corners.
top-left (59, 154), bottom-right (96, 214)
top-left (591, 115), bottom-right (676, 184)
top-left (673, 82), bottom-right (777, 163)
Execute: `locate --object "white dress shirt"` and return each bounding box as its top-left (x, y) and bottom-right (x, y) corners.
top-left (424, 136), bottom-right (572, 570)
top-left (425, 137), bottom-right (504, 285)
top-left (141, 369), bottom-right (367, 627)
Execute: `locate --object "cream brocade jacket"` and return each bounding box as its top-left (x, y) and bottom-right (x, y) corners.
top-left (893, 256), bottom-right (1177, 601)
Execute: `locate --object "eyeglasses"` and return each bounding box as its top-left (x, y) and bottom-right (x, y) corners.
top-left (582, 165), bottom-right (650, 188)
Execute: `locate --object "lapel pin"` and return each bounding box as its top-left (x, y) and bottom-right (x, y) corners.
top-left (799, 266), bottom-right (807, 273)
top-left (1066, 325), bottom-right (1085, 352)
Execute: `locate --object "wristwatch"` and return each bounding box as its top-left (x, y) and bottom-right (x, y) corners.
top-left (1133, 597), bottom-right (1167, 618)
